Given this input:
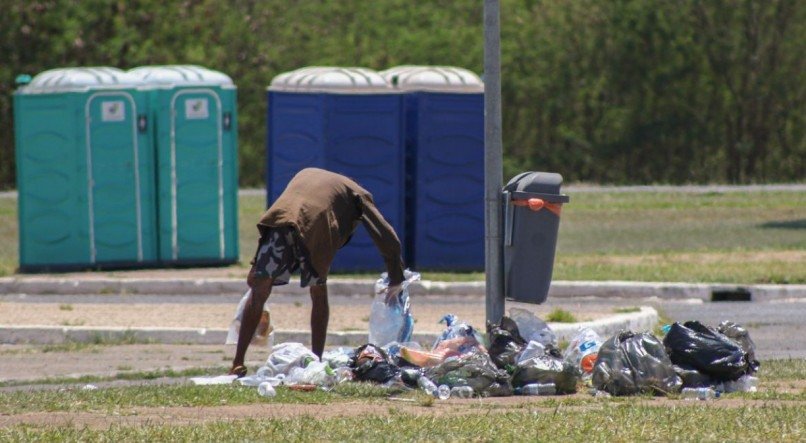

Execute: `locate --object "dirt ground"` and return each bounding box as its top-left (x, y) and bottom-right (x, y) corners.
top-left (2, 389), bottom-right (804, 430)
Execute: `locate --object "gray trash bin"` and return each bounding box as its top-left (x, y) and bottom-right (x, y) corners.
top-left (503, 172), bottom-right (570, 304)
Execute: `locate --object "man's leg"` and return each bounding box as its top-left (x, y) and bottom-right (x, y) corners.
top-left (309, 284), bottom-right (329, 359)
top-left (230, 267), bottom-right (274, 374)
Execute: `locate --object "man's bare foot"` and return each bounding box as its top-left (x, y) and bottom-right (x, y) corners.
top-left (228, 365), bottom-right (247, 378)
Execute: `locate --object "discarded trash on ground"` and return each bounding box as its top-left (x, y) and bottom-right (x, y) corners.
top-left (201, 288), bottom-right (762, 401)
top-left (592, 330), bottom-right (682, 396)
top-left (191, 374), bottom-right (239, 385)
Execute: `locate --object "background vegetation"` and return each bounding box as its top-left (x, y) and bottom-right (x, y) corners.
top-left (2, 189), bottom-right (803, 282)
top-left (1, 0), bottom-right (804, 189)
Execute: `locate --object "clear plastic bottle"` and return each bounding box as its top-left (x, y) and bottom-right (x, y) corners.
top-left (681, 387), bottom-right (717, 401)
top-left (519, 383), bottom-right (557, 396)
top-left (450, 386), bottom-right (474, 399)
top-left (719, 375), bottom-right (759, 393)
top-left (417, 376), bottom-right (439, 397)
top-left (258, 381), bottom-right (277, 398)
top-left (437, 384), bottom-right (451, 400)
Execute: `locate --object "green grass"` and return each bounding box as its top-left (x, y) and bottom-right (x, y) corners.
top-left (545, 308), bottom-right (577, 323)
top-left (2, 190), bottom-right (804, 282)
top-left (613, 307), bottom-right (641, 314)
top-left (0, 366), bottom-right (229, 389)
top-left (1, 400), bottom-right (803, 442)
top-left (0, 359), bottom-right (802, 441)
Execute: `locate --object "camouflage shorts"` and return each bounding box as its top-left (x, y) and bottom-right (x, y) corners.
top-left (252, 226), bottom-right (326, 287)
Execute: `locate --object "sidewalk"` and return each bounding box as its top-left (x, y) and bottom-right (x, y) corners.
top-left (0, 266), bottom-right (666, 347)
top-left (2, 265), bottom-right (804, 301)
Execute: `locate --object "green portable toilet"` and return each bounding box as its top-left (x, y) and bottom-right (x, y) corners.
top-left (128, 65), bottom-right (238, 265)
top-left (13, 67), bottom-right (158, 271)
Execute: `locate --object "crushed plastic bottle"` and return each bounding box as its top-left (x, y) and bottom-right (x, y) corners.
top-left (258, 381), bottom-right (277, 398)
top-left (716, 375), bottom-right (758, 393)
top-left (517, 383), bottom-right (557, 396)
top-left (681, 387), bottom-right (718, 401)
top-left (437, 384), bottom-right (451, 400)
top-left (417, 376), bottom-right (440, 398)
top-left (450, 386), bottom-right (474, 399)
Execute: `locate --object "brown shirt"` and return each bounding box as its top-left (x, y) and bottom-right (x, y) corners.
top-left (258, 168), bottom-right (405, 284)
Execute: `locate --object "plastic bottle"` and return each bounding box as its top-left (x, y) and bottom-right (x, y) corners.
top-left (437, 384), bottom-right (451, 400)
top-left (681, 387), bottom-right (717, 401)
top-left (518, 383), bottom-right (557, 396)
top-left (417, 376), bottom-right (440, 398)
top-left (258, 381), bottom-right (277, 398)
top-left (450, 386), bottom-right (474, 399)
top-left (719, 375), bottom-right (759, 393)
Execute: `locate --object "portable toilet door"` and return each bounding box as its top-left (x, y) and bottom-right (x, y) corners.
top-left (13, 67), bottom-right (157, 271)
top-left (267, 67), bottom-right (405, 273)
top-left (381, 66), bottom-right (484, 271)
top-left (129, 65), bottom-right (239, 266)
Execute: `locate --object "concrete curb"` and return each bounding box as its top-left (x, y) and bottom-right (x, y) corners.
top-left (0, 307), bottom-right (658, 346)
top-left (1, 276), bottom-right (804, 301)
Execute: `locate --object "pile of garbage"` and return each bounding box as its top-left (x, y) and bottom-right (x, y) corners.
top-left (203, 272), bottom-right (760, 400)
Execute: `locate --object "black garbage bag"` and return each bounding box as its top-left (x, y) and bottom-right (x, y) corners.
top-left (663, 321), bottom-right (749, 381)
top-left (672, 364), bottom-right (713, 388)
top-left (424, 351), bottom-right (513, 396)
top-left (592, 330), bottom-right (682, 396)
top-left (511, 354), bottom-right (580, 394)
top-left (349, 344), bottom-right (399, 383)
top-left (487, 317), bottom-right (526, 370)
top-left (717, 321), bottom-right (760, 374)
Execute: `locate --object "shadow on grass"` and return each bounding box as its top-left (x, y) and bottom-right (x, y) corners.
top-left (759, 219), bottom-right (806, 230)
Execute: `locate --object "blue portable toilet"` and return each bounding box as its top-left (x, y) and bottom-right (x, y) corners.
top-left (267, 67), bottom-right (405, 273)
top-left (13, 67), bottom-right (158, 271)
top-left (128, 65), bottom-right (239, 266)
top-left (381, 66), bottom-right (485, 271)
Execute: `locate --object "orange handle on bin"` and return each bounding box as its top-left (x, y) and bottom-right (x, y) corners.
top-left (512, 198), bottom-right (562, 216)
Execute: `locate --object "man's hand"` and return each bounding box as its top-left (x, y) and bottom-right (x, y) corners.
top-left (384, 284), bottom-right (403, 306)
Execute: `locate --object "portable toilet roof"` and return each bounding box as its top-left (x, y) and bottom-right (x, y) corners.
top-left (381, 66), bottom-right (484, 93)
top-left (268, 67), bottom-right (392, 93)
top-left (16, 67), bottom-right (142, 94)
top-left (127, 65), bottom-right (234, 88)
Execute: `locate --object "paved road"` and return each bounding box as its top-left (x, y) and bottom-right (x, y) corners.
top-left (537, 297), bottom-right (806, 360)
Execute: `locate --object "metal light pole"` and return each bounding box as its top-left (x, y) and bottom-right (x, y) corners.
top-left (484, 0), bottom-right (505, 326)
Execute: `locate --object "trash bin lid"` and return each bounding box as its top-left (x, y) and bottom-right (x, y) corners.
top-left (17, 67), bottom-right (142, 94)
top-left (504, 172), bottom-right (569, 203)
top-left (127, 65), bottom-right (234, 87)
top-left (380, 66), bottom-right (483, 93)
top-left (268, 67), bottom-right (392, 93)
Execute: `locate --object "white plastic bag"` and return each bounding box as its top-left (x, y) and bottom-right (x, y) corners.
top-left (190, 375), bottom-right (238, 385)
top-left (563, 327), bottom-right (603, 376)
top-left (225, 289), bottom-right (274, 348)
top-left (260, 342), bottom-right (317, 377)
top-left (368, 270), bottom-right (419, 346)
top-left (284, 361), bottom-right (337, 387)
top-left (510, 307), bottom-right (557, 347)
